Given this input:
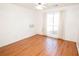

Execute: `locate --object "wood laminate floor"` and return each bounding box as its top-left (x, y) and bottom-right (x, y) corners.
top-left (0, 34), bottom-right (78, 56)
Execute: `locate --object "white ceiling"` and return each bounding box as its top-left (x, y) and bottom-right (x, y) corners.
top-left (14, 3), bottom-right (79, 10)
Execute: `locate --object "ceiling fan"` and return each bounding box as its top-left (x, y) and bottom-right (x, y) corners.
top-left (35, 3), bottom-right (46, 10)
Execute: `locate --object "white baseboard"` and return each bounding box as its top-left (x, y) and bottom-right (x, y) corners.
top-left (0, 34), bottom-right (36, 47)
top-left (76, 43), bottom-right (79, 54)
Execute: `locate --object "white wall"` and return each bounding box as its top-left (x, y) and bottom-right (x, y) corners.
top-left (41, 5), bottom-right (79, 53)
top-left (35, 11), bottom-right (44, 35)
top-left (63, 6), bottom-right (79, 52)
top-left (1, 3), bottom-right (79, 52)
top-left (42, 5), bottom-right (79, 42)
top-left (0, 4), bottom-right (39, 47)
top-left (64, 6), bottom-right (79, 42)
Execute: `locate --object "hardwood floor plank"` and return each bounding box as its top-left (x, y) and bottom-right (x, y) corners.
top-left (0, 34), bottom-right (78, 56)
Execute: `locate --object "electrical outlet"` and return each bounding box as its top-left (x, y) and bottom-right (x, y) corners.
top-left (29, 24), bottom-right (34, 28)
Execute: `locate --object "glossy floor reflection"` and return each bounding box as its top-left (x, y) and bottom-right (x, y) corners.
top-left (0, 34), bottom-right (78, 56)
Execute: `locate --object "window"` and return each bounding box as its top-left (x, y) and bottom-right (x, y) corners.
top-left (46, 12), bottom-right (60, 35)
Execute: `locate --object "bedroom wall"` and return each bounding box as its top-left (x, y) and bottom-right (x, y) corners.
top-left (42, 5), bottom-right (79, 42)
top-left (63, 6), bottom-right (79, 42)
top-left (41, 5), bottom-right (79, 52)
top-left (35, 11), bottom-right (44, 35)
top-left (0, 4), bottom-right (39, 47)
top-left (63, 5), bottom-right (79, 52)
